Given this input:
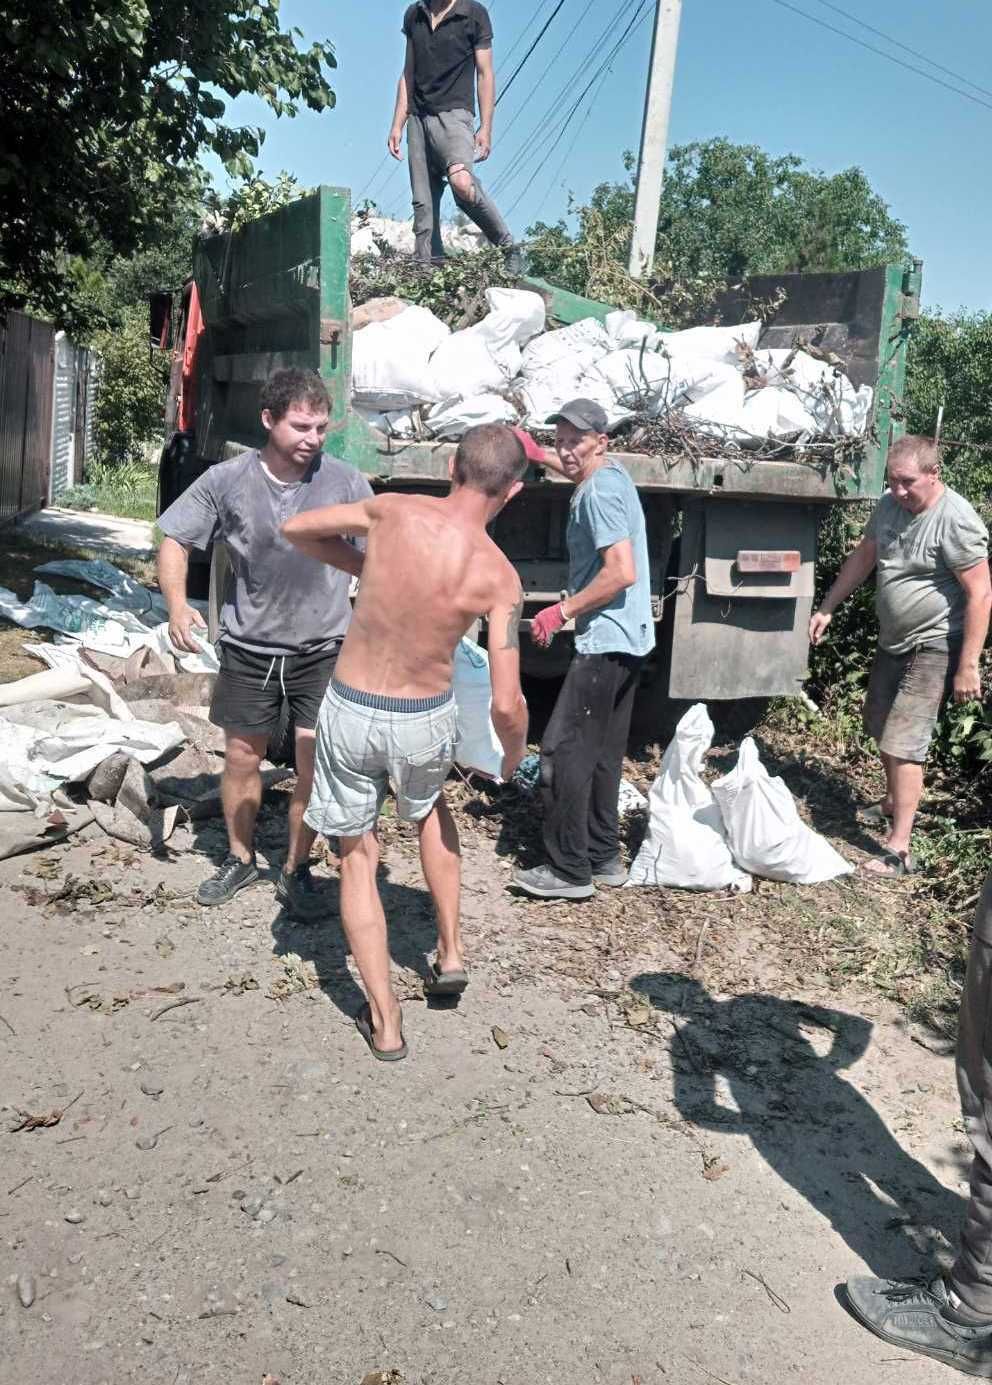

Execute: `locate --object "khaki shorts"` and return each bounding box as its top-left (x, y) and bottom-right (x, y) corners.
top-left (306, 680), bottom-right (458, 838)
top-left (863, 642), bottom-right (958, 763)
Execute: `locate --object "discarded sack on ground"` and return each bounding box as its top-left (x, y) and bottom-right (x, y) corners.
top-left (627, 704), bottom-right (751, 892)
top-left (452, 637), bottom-right (503, 780)
top-left (712, 737), bottom-right (853, 885)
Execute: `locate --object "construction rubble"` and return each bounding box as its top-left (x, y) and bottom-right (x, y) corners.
top-left (0, 560), bottom-right (290, 861)
top-left (348, 271), bottom-right (874, 449)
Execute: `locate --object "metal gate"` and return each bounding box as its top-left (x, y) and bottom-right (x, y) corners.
top-left (50, 334), bottom-right (98, 501)
top-left (0, 311), bottom-right (56, 525)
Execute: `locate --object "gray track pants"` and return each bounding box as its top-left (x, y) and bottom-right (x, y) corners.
top-left (951, 871), bottom-right (992, 1315)
top-left (406, 109), bottom-right (512, 263)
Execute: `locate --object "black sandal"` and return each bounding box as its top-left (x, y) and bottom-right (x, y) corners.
top-left (423, 960), bottom-right (469, 998)
top-left (355, 1003), bottom-right (408, 1062)
top-left (861, 846), bottom-right (915, 878)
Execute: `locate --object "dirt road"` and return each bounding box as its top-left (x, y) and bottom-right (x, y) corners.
top-left (1, 785), bottom-right (970, 1385)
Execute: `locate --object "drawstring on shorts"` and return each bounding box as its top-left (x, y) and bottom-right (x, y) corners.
top-left (262, 656), bottom-right (287, 699)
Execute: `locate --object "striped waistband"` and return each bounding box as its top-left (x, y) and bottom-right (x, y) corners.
top-left (330, 679), bottom-right (454, 714)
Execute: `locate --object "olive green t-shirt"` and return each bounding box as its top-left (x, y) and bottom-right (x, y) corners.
top-left (865, 487), bottom-right (989, 655)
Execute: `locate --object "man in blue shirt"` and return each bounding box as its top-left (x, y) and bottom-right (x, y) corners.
top-left (513, 399), bottom-right (655, 900)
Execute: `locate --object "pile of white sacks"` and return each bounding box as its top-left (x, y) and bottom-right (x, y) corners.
top-left (627, 704), bottom-right (852, 892)
top-left (351, 285), bottom-right (873, 446)
top-left (351, 213), bottom-right (487, 259)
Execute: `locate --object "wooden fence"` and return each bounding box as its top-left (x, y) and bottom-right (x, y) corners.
top-left (0, 311), bottom-right (56, 526)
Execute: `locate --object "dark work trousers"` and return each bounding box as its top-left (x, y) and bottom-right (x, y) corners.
top-left (540, 651), bottom-right (643, 885)
top-left (951, 871), bottom-right (992, 1316)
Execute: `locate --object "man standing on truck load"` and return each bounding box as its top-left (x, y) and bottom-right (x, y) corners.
top-left (809, 434), bottom-right (990, 876)
top-left (387, 0), bottom-right (522, 272)
top-left (281, 424), bottom-right (530, 1061)
top-left (845, 872), bottom-right (992, 1374)
top-left (512, 399), bottom-right (655, 901)
top-left (157, 368), bottom-right (373, 915)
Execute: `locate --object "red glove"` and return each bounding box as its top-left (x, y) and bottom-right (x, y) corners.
top-left (531, 602), bottom-right (567, 647)
top-left (511, 426), bottom-right (548, 464)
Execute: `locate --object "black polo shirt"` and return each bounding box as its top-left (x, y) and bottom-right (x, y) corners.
top-left (402, 0), bottom-right (493, 117)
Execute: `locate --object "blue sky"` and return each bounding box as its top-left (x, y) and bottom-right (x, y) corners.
top-left (223, 0), bottom-right (991, 312)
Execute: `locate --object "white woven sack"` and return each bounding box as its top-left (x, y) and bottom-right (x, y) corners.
top-left (712, 737), bottom-right (853, 885)
top-left (351, 305), bottom-right (450, 409)
top-left (627, 704), bottom-right (751, 892)
top-left (452, 638), bottom-right (503, 780)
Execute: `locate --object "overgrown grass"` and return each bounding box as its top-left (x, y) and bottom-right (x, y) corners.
top-left (61, 459), bottom-right (158, 522)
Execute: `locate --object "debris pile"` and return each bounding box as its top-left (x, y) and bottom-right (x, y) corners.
top-left (349, 285), bottom-right (874, 454)
top-left (0, 559), bottom-right (288, 859)
top-left (351, 211), bottom-right (486, 259)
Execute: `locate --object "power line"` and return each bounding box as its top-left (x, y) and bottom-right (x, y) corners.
top-left (514, 63), bottom-right (613, 224)
top-left (497, 0), bottom-right (561, 72)
top-left (493, 0), bottom-right (650, 203)
top-left (768, 0), bottom-right (992, 113)
top-left (496, 0), bottom-right (569, 107)
top-left (811, 0), bottom-right (992, 102)
top-left (494, 0), bottom-right (630, 158)
top-left (355, 152), bottom-right (394, 208)
top-left (498, 0), bottom-right (651, 211)
top-left (522, 3), bottom-right (653, 225)
top-left (490, 0), bottom-right (640, 198)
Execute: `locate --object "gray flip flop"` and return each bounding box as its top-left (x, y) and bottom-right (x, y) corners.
top-left (861, 846), bottom-right (915, 877)
top-left (355, 1004), bottom-right (408, 1062)
top-left (424, 961), bottom-right (469, 998)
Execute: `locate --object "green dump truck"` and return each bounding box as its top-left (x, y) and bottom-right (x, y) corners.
top-left (157, 185), bottom-right (921, 737)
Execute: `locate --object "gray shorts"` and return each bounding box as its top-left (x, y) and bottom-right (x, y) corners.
top-left (306, 680), bottom-right (458, 838)
top-left (863, 641), bottom-right (958, 763)
top-left (408, 109), bottom-right (476, 176)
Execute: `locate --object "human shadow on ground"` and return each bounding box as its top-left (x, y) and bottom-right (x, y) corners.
top-left (631, 970), bottom-right (967, 1279)
top-left (269, 863), bottom-right (443, 1021)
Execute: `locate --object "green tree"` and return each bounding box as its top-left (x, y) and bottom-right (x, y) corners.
top-left (527, 139), bottom-right (909, 312)
top-left (91, 305), bottom-right (170, 469)
top-left (2, 0), bottom-right (336, 334)
top-left (905, 310), bottom-right (992, 520)
top-left (202, 171), bottom-right (310, 234)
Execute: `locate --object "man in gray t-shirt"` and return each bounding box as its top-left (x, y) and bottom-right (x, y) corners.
top-left (157, 367), bottom-right (372, 913)
top-left (809, 434), bottom-right (990, 876)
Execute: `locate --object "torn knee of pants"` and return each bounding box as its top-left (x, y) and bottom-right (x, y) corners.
top-left (447, 164), bottom-right (477, 203)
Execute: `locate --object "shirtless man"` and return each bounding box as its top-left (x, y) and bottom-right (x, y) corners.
top-left (281, 423), bottom-right (529, 1061)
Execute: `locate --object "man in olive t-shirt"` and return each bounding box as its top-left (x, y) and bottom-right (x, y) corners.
top-left (809, 434), bottom-right (990, 876)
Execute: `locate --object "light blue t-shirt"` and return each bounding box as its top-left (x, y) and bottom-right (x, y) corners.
top-left (567, 460), bottom-right (655, 657)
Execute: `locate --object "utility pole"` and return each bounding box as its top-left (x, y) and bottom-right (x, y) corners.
top-left (628, 0), bottom-right (683, 280)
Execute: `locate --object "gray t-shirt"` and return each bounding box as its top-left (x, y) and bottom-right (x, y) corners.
top-left (865, 487), bottom-right (989, 655)
top-left (158, 450), bottom-right (373, 656)
top-left (567, 460), bottom-right (655, 658)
